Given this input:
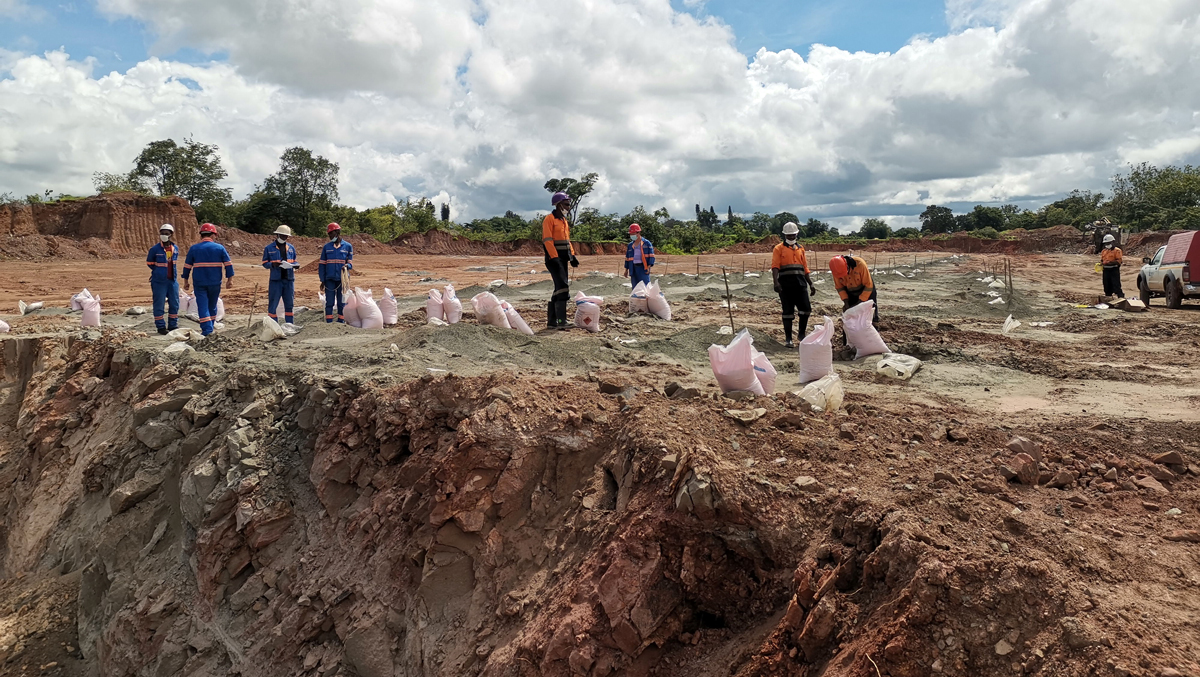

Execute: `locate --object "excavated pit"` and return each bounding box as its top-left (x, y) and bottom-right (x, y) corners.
top-left (0, 327), bottom-right (1198, 677)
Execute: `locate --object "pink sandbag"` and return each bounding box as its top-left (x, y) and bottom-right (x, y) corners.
top-left (81, 296), bottom-right (102, 328)
top-left (443, 284), bottom-right (463, 324)
top-left (502, 301), bottom-right (534, 336)
top-left (426, 289), bottom-right (444, 322)
top-left (843, 300), bottom-right (888, 359)
top-left (215, 298), bottom-right (226, 322)
top-left (343, 289), bottom-right (362, 328)
top-left (379, 288), bottom-right (398, 325)
top-left (471, 292), bottom-right (510, 329)
top-left (708, 329), bottom-right (766, 395)
top-left (355, 288), bottom-right (384, 329)
top-left (573, 292), bottom-right (603, 333)
top-left (799, 316), bottom-right (835, 384)
top-left (0, 320), bottom-right (10, 333)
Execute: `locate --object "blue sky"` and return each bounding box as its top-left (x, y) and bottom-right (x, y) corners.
top-left (5, 1), bottom-right (950, 76)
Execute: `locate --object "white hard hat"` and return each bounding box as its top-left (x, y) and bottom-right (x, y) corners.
top-left (782, 221), bottom-right (800, 236)
top-left (274, 225), bottom-right (293, 236)
top-left (159, 223), bottom-right (174, 233)
top-left (1102, 234), bottom-right (1115, 243)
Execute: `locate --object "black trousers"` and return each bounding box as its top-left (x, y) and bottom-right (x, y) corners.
top-left (545, 252), bottom-right (571, 326)
top-left (1102, 266), bottom-right (1123, 297)
top-left (779, 279), bottom-right (811, 341)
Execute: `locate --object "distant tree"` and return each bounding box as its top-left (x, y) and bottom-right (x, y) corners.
top-left (440, 202), bottom-right (450, 222)
top-left (770, 212), bottom-right (800, 235)
top-left (859, 218), bottom-right (891, 239)
top-left (974, 226), bottom-right (1000, 239)
top-left (727, 206), bottom-right (734, 222)
top-left (746, 212), bottom-right (773, 236)
top-left (263, 147), bottom-right (340, 236)
top-left (919, 205), bottom-right (955, 233)
top-left (92, 171), bottom-right (147, 194)
top-left (697, 206), bottom-right (720, 230)
top-left (954, 213), bottom-right (976, 231)
top-left (130, 137), bottom-right (232, 208)
top-left (543, 172), bottom-right (598, 225)
top-left (802, 218), bottom-right (830, 238)
top-left (1110, 163), bottom-right (1200, 230)
top-left (893, 227), bottom-right (921, 239)
top-left (397, 197), bottom-right (440, 234)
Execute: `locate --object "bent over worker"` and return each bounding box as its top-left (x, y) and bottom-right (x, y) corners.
top-left (1100, 233), bottom-right (1124, 298)
top-left (829, 254), bottom-right (877, 324)
top-left (181, 223), bottom-right (234, 336)
top-left (771, 221), bottom-right (816, 347)
top-left (146, 223), bottom-right (180, 335)
top-left (624, 223), bottom-right (655, 288)
top-left (319, 223), bottom-right (353, 323)
top-left (543, 192), bottom-right (578, 329)
top-left (262, 225), bottom-right (298, 324)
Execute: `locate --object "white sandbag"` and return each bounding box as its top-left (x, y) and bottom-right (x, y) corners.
top-left (799, 316), bottom-right (835, 384)
top-left (81, 296), bottom-right (102, 327)
top-left (168, 328), bottom-right (201, 341)
top-left (18, 301), bottom-right (43, 315)
top-left (752, 348), bottom-right (777, 395)
top-left (258, 317), bottom-right (286, 341)
top-left (708, 329), bottom-right (766, 395)
top-left (471, 292), bottom-right (510, 329)
top-left (877, 353), bottom-right (922, 380)
top-left (273, 296), bottom-right (286, 319)
top-left (163, 342), bottom-right (194, 355)
top-left (355, 287), bottom-right (384, 330)
top-left (798, 373), bottom-right (844, 412)
top-left (70, 288), bottom-right (93, 311)
top-left (574, 292), bottom-right (604, 333)
top-left (647, 279), bottom-right (672, 321)
top-left (180, 291), bottom-right (197, 318)
top-left (988, 279), bottom-right (1006, 289)
top-left (629, 281), bottom-right (649, 314)
top-left (379, 288), bottom-right (399, 325)
top-left (443, 284), bottom-right (463, 324)
top-left (343, 290), bottom-right (362, 328)
top-left (215, 298), bottom-right (226, 322)
top-left (0, 320), bottom-right (9, 333)
top-left (318, 291), bottom-right (326, 305)
top-left (843, 300), bottom-right (888, 359)
top-left (426, 289), bottom-right (445, 322)
top-left (125, 306), bottom-right (146, 316)
top-left (1002, 314), bottom-right (1021, 335)
top-left (502, 301), bottom-right (534, 336)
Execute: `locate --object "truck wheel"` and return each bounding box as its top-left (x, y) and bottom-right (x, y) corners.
top-left (1166, 280), bottom-right (1183, 309)
top-left (1138, 278), bottom-right (1151, 306)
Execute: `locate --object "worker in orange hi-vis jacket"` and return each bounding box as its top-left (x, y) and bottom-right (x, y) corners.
top-left (542, 191), bottom-right (578, 329)
top-left (829, 254), bottom-right (878, 324)
top-left (771, 221), bottom-right (816, 347)
top-left (1100, 233), bottom-right (1124, 298)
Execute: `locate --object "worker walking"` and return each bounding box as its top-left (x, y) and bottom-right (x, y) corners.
top-left (146, 223), bottom-right (180, 335)
top-left (319, 222), bottom-right (353, 323)
top-left (543, 192), bottom-right (578, 329)
top-left (772, 222), bottom-right (817, 347)
top-left (262, 225), bottom-right (298, 324)
top-left (829, 254), bottom-right (878, 324)
top-left (181, 223), bottom-right (234, 336)
top-left (624, 223), bottom-right (655, 288)
top-left (1100, 233), bottom-right (1124, 298)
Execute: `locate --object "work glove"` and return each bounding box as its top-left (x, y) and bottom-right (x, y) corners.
top-left (809, 285), bottom-right (817, 296)
top-left (271, 261), bottom-right (281, 268)
top-left (570, 255), bottom-right (579, 268)
top-left (842, 299), bottom-right (851, 311)
top-left (773, 282), bottom-right (782, 294)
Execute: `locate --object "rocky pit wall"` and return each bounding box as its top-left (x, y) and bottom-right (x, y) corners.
top-left (0, 193), bottom-right (200, 258)
top-left (0, 330), bottom-right (1198, 677)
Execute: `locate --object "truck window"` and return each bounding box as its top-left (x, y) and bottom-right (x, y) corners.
top-left (1152, 247), bottom-right (1165, 266)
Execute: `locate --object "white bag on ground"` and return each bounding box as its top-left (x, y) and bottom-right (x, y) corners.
top-left (317, 291), bottom-right (326, 306)
top-left (708, 329), bottom-right (767, 395)
top-left (471, 292), bottom-right (510, 329)
top-left (574, 292), bottom-right (604, 333)
top-left (0, 320), bottom-right (9, 333)
top-left (426, 289), bottom-right (445, 322)
top-left (443, 285), bottom-right (463, 324)
top-left (629, 281), bottom-right (649, 314)
top-left (273, 296), bottom-right (287, 319)
top-left (647, 279), bottom-right (672, 321)
top-left (258, 317), bottom-right (286, 341)
top-left (752, 348), bottom-right (777, 395)
top-left (877, 353), bottom-right (922, 380)
top-left (379, 288), bottom-right (399, 325)
top-left (215, 298), bottom-right (226, 322)
top-left (163, 342), bottom-right (194, 355)
top-left (1002, 314), bottom-right (1021, 335)
top-left (502, 301), bottom-right (534, 336)
top-left (18, 301), bottom-right (43, 315)
top-left (842, 300), bottom-right (888, 359)
top-left (70, 288), bottom-right (93, 311)
top-left (799, 316), bottom-right (835, 384)
top-left (355, 288), bottom-right (384, 329)
top-left (343, 291), bottom-right (362, 328)
top-left (81, 296), bottom-right (102, 327)
top-left (180, 291), bottom-right (197, 319)
top-left (798, 373), bottom-right (844, 412)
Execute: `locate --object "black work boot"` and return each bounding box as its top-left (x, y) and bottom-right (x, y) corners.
top-left (157, 327), bottom-right (169, 335)
top-left (546, 301), bottom-right (557, 329)
top-left (554, 300), bottom-right (569, 329)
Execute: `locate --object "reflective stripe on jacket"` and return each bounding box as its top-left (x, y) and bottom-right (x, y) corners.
top-left (833, 256), bottom-right (874, 302)
top-left (1101, 247), bottom-right (1123, 268)
top-left (262, 242), bottom-right (298, 281)
top-left (318, 240), bottom-right (353, 282)
top-left (146, 242), bottom-right (179, 282)
top-left (771, 243), bottom-right (810, 278)
top-left (625, 238), bottom-right (655, 272)
top-left (181, 240), bottom-right (234, 286)
top-left (542, 213), bottom-right (573, 258)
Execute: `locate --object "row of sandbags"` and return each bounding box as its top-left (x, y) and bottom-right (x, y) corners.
top-left (471, 292), bottom-right (535, 335)
top-left (629, 280), bottom-right (671, 320)
top-left (426, 285), bottom-right (463, 324)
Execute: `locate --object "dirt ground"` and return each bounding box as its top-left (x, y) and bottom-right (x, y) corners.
top-left (0, 251), bottom-right (1197, 677)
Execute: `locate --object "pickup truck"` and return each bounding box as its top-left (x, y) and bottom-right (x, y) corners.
top-left (1138, 230), bottom-right (1200, 308)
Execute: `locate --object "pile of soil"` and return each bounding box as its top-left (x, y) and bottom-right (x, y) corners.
top-left (0, 192), bottom-right (199, 258)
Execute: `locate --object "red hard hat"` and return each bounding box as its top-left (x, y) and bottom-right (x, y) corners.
top-left (628, 223), bottom-right (641, 234)
top-left (327, 222), bottom-right (341, 234)
top-left (828, 255), bottom-right (849, 278)
top-left (199, 223), bottom-right (217, 235)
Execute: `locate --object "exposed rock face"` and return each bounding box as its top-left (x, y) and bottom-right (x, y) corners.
top-left (0, 192), bottom-right (199, 255)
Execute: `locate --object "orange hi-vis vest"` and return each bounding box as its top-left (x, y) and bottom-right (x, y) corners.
top-left (833, 256), bottom-right (874, 302)
top-left (542, 213), bottom-right (574, 258)
top-left (771, 242), bottom-right (811, 278)
top-left (1101, 247), bottom-right (1123, 268)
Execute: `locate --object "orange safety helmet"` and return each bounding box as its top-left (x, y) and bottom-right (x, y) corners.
top-left (828, 255), bottom-right (849, 277)
top-left (628, 223), bottom-right (641, 234)
top-left (199, 223), bottom-right (217, 235)
top-left (327, 222), bottom-right (342, 234)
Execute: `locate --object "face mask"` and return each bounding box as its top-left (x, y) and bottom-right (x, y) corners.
top-left (277, 237), bottom-right (288, 244)
top-left (160, 234), bottom-right (171, 242)
top-left (785, 236), bottom-right (797, 244)
top-left (1105, 243), bottom-right (1113, 249)
top-left (329, 233), bottom-right (339, 241)
top-left (630, 234), bottom-right (638, 242)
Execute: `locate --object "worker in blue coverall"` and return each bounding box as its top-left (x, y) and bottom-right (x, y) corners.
top-left (262, 225), bottom-right (297, 324)
top-left (181, 223), bottom-right (234, 336)
top-left (146, 223), bottom-right (180, 335)
top-left (318, 222), bottom-right (353, 323)
top-left (623, 223), bottom-right (655, 288)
